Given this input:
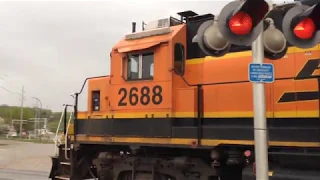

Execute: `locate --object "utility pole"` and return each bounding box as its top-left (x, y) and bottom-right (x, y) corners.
top-left (19, 85), bottom-right (24, 138)
top-left (32, 97), bottom-right (42, 137)
top-left (34, 102), bottom-right (38, 137)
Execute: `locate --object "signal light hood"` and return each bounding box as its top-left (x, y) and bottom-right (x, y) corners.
top-left (282, 4), bottom-right (320, 48)
top-left (192, 19), bottom-right (231, 57)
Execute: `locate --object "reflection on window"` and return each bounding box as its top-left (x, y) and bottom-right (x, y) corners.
top-left (127, 52), bottom-right (154, 80)
top-left (92, 90), bottom-right (100, 111)
top-left (150, 63), bottom-right (154, 77)
top-left (174, 43), bottom-right (185, 75)
top-left (142, 53), bottom-right (154, 79)
top-left (127, 55), bottom-right (139, 79)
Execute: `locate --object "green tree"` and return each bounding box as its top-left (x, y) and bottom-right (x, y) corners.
top-left (0, 105), bottom-right (54, 132)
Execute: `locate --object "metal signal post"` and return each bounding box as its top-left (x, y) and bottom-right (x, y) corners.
top-left (251, 2), bottom-right (275, 179)
top-left (217, 0), bottom-right (274, 178)
top-left (252, 31), bottom-right (269, 180)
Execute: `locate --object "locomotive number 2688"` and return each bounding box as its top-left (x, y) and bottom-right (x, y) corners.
top-left (118, 85), bottom-right (163, 106)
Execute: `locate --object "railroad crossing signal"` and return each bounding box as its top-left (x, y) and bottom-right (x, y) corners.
top-left (216, 0), bottom-right (288, 60)
top-left (282, 2), bottom-right (320, 48)
top-left (217, 0), bottom-right (270, 46)
top-left (193, 1), bottom-right (320, 180)
top-left (194, 0), bottom-right (320, 59)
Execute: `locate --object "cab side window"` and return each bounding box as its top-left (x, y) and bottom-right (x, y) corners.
top-left (174, 43), bottom-right (185, 75)
top-left (127, 52), bottom-right (154, 80)
top-left (91, 90), bottom-right (100, 111)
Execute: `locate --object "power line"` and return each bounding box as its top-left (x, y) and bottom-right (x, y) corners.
top-left (0, 76), bottom-right (23, 93)
top-left (0, 85), bottom-right (21, 95)
top-left (0, 76), bottom-right (44, 107)
top-left (0, 84), bottom-right (44, 110)
top-left (0, 84), bottom-right (26, 138)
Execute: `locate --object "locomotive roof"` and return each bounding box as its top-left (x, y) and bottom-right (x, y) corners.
top-left (112, 23), bottom-right (185, 53)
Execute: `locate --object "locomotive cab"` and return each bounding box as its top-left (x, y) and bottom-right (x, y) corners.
top-left (81, 17), bottom-right (189, 123)
top-left (109, 19), bottom-right (176, 118)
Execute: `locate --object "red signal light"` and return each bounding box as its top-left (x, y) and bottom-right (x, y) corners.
top-left (228, 11), bottom-right (253, 35)
top-left (293, 17), bottom-right (316, 40)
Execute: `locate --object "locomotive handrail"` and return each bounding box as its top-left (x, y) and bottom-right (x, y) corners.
top-left (53, 104), bottom-right (67, 156)
top-left (65, 111), bottom-right (74, 160)
top-left (77, 75), bottom-right (110, 95)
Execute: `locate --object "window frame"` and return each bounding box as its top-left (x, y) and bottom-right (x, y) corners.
top-left (126, 51), bottom-right (155, 81)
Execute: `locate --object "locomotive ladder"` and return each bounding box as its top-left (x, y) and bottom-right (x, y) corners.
top-left (50, 104), bottom-right (74, 180)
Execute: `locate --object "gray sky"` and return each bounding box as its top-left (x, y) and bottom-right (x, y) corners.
top-left (0, 0), bottom-right (291, 112)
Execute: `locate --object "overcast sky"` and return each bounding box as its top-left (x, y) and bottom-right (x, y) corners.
top-left (0, 0), bottom-right (292, 112)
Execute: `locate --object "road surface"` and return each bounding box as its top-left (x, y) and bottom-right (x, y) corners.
top-left (0, 139), bottom-right (54, 179)
top-left (0, 169), bottom-right (49, 180)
